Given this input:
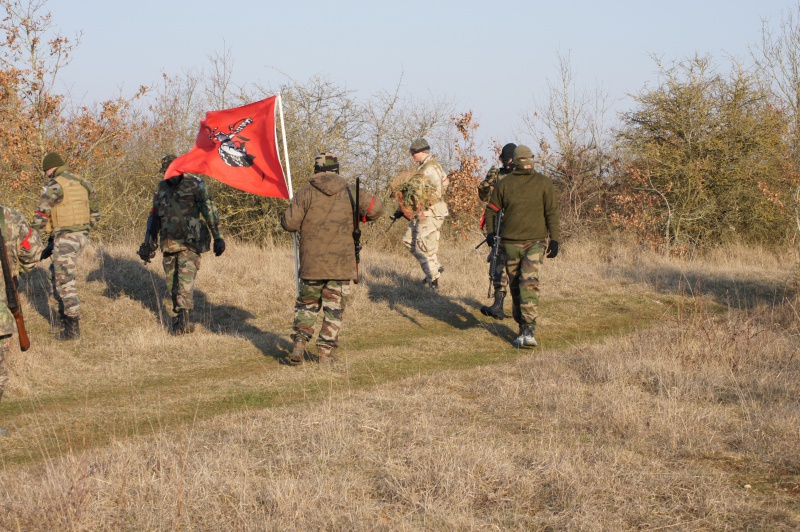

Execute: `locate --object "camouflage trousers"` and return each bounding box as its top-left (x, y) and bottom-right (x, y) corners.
top-left (50, 231), bottom-right (89, 319)
top-left (503, 240), bottom-right (546, 325)
top-left (487, 248), bottom-right (509, 293)
top-left (163, 249), bottom-right (201, 313)
top-left (402, 213), bottom-right (444, 282)
top-left (292, 279), bottom-right (351, 349)
top-left (0, 335), bottom-right (10, 403)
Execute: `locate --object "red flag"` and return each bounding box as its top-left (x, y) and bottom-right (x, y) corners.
top-left (165, 96), bottom-right (289, 198)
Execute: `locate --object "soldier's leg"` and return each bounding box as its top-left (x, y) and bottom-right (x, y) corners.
top-left (292, 279), bottom-right (324, 343)
top-left (163, 252), bottom-right (179, 312)
top-left (517, 241), bottom-right (545, 326)
top-left (415, 215), bottom-right (444, 283)
top-left (173, 249), bottom-right (201, 312)
top-left (51, 231), bottom-right (89, 319)
top-left (318, 280), bottom-right (351, 350)
top-left (401, 219), bottom-right (427, 278)
top-left (0, 335), bottom-right (10, 403)
top-left (503, 242), bottom-right (524, 324)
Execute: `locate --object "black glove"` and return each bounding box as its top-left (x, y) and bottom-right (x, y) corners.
top-left (486, 234), bottom-right (496, 248)
top-left (546, 240), bottom-right (559, 259)
top-left (40, 237), bottom-right (54, 261)
top-left (213, 238), bottom-right (226, 257)
top-left (137, 242), bottom-right (155, 264)
top-left (392, 209), bottom-right (404, 221)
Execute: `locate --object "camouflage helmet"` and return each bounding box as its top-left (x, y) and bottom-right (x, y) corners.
top-left (409, 138), bottom-right (431, 154)
top-left (314, 152), bottom-right (339, 174)
top-left (160, 154), bottom-right (178, 174)
top-left (500, 143), bottom-right (517, 162)
top-left (42, 152), bottom-right (65, 173)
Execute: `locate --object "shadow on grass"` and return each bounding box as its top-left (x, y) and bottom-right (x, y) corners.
top-left (86, 251), bottom-right (290, 361)
top-left (615, 263), bottom-right (789, 310)
top-left (19, 266), bottom-right (57, 327)
top-left (366, 265), bottom-right (517, 341)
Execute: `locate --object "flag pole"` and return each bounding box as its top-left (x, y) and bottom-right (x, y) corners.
top-left (277, 93), bottom-right (299, 295)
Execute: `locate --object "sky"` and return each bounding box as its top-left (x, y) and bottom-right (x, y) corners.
top-left (40, 0), bottom-right (800, 153)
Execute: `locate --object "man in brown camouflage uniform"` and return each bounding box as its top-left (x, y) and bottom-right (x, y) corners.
top-left (1, 205), bottom-right (44, 435)
top-left (32, 152), bottom-right (101, 340)
top-left (281, 152), bottom-right (384, 365)
top-left (484, 145), bottom-right (560, 349)
top-left (478, 142), bottom-right (516, 319)
top-left (138, 155), bottom-right (225, 334)
top-left (400, 138), bottom-right (449, 290)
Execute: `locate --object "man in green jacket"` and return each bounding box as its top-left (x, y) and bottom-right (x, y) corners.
top-left (484, 145), bottom-right (560, 348)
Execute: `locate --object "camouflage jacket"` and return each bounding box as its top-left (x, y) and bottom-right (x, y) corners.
top-left (1, 206), bottom-right (44, 336)
top-left (282, 172), bottom-right (384, 281)
top-left (403, 155), bottom-right (449, 218)
top-left (477, 166), bottom-right (512, 202)
top-left (32, 166), bottom-right (101, 235)
top-left (152, 174), bottom-right (222, 254)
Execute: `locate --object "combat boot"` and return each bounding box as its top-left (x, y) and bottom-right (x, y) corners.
top-left (512, 324), bottom-right (537, 349)
top-left (56, 316), bottom-right (80, 340)
top-left (287, 337), bottom-right (306, 366)
top-left (480, 291), bottom-right (506, 319)
top-left (171, 309), bottom-right (194, 335)
top-left (317, 345), bottom-right (338, 365)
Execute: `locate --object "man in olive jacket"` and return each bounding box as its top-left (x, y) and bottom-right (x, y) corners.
top-left (281, 153), bottom-right (384, 365)
top-left (484, 145), bottom-right (560, 348)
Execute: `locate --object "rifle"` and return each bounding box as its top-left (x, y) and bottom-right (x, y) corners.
top-left (351, 177), bottom-right (362, 284)
top-left (0, 223), bottom-right (30, 351)
top-left (137, 211), bottom-right (161, 264)
top-left (487, 209), bottom-right (503, 298)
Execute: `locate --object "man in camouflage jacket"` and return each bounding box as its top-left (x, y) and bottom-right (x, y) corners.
top-left (478, 142), bottom-right (516, 319)
top-left (281, 152), bottom-right (384, 365)
top-left (32, 152), bottom-right (100, 340)
top-left (2, 205), bottom-right (44, 434)
top-left (484, 145), bottom-right (560, 349)
top-left (138, 155), bottom-right (226, 334)
top-left (400, 138), bottom-right (449, 290)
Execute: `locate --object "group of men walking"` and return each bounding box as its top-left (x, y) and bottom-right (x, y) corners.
top-left (0, 138), bottom-right (561, 424)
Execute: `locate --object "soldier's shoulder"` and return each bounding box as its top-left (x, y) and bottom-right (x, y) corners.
top-left (2, 205), bottom-right (26, 225)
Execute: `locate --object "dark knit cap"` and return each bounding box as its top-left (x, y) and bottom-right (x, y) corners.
top-left (42, 152), bottom-right (65, 173)
top-left (409, 138), bottom-right (431, 154)
top-left (500, 143), bottom-right (517, 161)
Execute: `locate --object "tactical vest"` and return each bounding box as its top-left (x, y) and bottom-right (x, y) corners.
top-left (51, 176), bottom-right (90, 230)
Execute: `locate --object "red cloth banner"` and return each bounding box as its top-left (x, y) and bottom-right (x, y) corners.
top-left (165, 96), bottom-right (289, 198)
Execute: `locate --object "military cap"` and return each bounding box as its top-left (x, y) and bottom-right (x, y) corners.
top-left (42, 152), bottom-right (65, 173)
top-left (160, 154), bottom-right (178, 173)
top-left (500, 143), bottom-right (517, 161)
top-left (314, 152), bottom-right (339, 174)
top-left (409, 138), bottom-right (431, 154)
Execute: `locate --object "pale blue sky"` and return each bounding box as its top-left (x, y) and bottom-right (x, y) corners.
top-left (45, 0), bottom-right (798, 150)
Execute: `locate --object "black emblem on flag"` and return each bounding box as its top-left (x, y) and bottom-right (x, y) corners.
top-left (205, 117), bottom-right (255, 168)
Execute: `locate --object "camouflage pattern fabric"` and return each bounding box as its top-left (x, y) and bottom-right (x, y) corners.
top-left (163, 249), bottom-right (201, 312)
top-left (1, 207), bottom-right (44, 334)
top-left (402, 215), bottom-right (444, 283)
top-left (478, 167), bottom-right (500, 202)
top-left (503, 240), bottom-right (546, 325)
top-left (0, 335), bottom-right (9, 402)
top-left (488, 248), bottom-right (509, 292)
top-left (32, 167), bottom-right (101, 234)
top-left (291, 279), bottom-right (351, 350)
top-left (153, 174), bottom-right (222, 254)
top-left (49, 231), bottom-right (89, 319)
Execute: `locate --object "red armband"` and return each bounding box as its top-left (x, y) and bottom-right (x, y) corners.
top-left (35, 211), bottom-right (51, 219)
top-left (361, 196), bottom-right (376, 223)
top-left (487, 203), bottom-right (501, 212)
top-left (21, 228), bottom-right (32, 250)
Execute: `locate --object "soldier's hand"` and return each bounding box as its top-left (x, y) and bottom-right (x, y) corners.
top-left (137, 242), bottom-right (153, 264)
top-left (546, 240), bottom-right (559, 259)
top-left (392, 209), bottom-right (404, 221)
top-left (40, 241), bottom-right (54, 261)
top-left (213, 238), bottom-right (226, 257)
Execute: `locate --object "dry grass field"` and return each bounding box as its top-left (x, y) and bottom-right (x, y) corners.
top-left (0, 231), bottom-right (798, 530)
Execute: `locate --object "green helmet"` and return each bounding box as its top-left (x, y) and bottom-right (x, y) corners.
top-left (409, 138), bottom-right (430, 154)
top-left (314, 152), bottom-right (339, 174)
top-left (160, 154), bottom-right (178, 174)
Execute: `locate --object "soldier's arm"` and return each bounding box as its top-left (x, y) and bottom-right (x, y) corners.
top-left (478, 167), bottom-right (498, 202)
top-left (86, 181), bottom-right (101, 229)
top-left (543, 179), bottom-right (561, 242)
top-left (484, 184), bottom-right (503, 234)
top-left (31, 181), bottom-right (62, 232)
top-left (15, 222), bottom-right (44, 272)
top-left (359, 193), bottom-right (384, 222)
top-left (195, 180), bottom-right (223, 239)
top-left (280, 187), bottom-right (310, 232)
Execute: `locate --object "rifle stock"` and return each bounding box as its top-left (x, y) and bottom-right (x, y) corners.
top-left (0, 226), bottom-right (30, 351)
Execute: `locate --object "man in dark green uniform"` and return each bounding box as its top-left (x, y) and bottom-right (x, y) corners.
top-left (484, 145), bottom-right (560, 348)
top-left (138, 155), bottom-right (226, 334)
